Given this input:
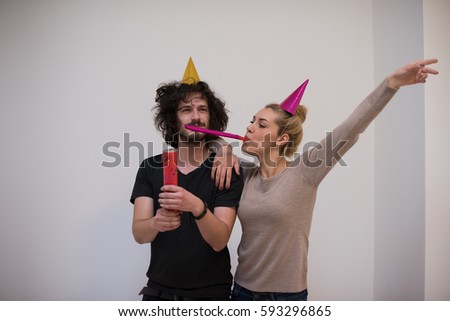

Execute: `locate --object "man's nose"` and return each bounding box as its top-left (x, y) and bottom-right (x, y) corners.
top-left (191, 108), bottom-right (200, 120)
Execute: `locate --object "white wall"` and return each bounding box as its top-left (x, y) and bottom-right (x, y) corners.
top-left (423, 0), bottom-right (450, 301)
top-left (373, 0), bottom-right (426, 300)
top-left (372, 0), bottom-right (450, 301)
top-left (0, 0), bottom-right (447, 300)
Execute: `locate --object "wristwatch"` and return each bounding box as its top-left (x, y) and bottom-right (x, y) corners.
top-left (193, 201), bottom-right (208, 220)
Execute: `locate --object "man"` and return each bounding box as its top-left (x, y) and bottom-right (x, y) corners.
top-left (130, 58), bottom-right (243, 300)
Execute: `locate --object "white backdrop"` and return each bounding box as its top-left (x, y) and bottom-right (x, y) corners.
top-left (0, 0), bottom-right (448, 300)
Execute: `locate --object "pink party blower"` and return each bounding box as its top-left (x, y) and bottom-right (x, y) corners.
top-left (185, 124), bottom-right (247, 141)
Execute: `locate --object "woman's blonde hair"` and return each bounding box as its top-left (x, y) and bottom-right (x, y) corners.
top-left (265, 103), bottom-right (307, 158)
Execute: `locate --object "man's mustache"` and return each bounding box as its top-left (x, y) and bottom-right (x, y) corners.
top-left (187, 121), bottom-right (206, 127)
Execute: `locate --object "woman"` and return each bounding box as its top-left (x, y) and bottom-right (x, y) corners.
top-left (227, 59), bottom-right (439, 300)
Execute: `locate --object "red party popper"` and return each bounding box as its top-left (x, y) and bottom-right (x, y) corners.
top-left (163, 145), bottom-right (178, 186)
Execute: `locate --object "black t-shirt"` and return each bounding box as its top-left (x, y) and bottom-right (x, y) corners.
top-left (130, 153), bottom-right (244, 299)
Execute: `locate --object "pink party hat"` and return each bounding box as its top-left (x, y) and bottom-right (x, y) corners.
top-left (181, 57), bottom-right (200, 84)
top-left (280, 79), bottom-right (309, 115)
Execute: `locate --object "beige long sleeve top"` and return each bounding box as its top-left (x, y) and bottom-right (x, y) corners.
top-left (234, 80), bottom-right (398, 292)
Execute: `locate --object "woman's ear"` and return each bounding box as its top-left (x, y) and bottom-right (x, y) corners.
top-left (276, 133), bottom-right (290, 147)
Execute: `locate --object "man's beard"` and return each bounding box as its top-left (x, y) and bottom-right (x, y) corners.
top-left (179, 131), bottom-right (206, 143)
top-left (178, 121), bottom-right (207, 144)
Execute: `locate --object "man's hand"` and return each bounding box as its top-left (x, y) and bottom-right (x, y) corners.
top-left (152, 207), bottom-right (181, 232)
top-left (159, 185), bottom-right (204, 215)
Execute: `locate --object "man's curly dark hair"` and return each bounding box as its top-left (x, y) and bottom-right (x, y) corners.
top-left (152, 81), bottom-right (228, 148)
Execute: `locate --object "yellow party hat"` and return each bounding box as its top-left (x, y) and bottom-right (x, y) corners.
top-left (181, 57), bottom-right (200, 84)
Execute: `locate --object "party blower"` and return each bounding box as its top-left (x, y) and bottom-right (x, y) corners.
top-left (185, 125), bottom-right (247, 141)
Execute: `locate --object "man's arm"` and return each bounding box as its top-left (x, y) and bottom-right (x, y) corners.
top-left (158, 186), bottom-right (236, 252)
top-left (191, 201), bottom-right (237, 252)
